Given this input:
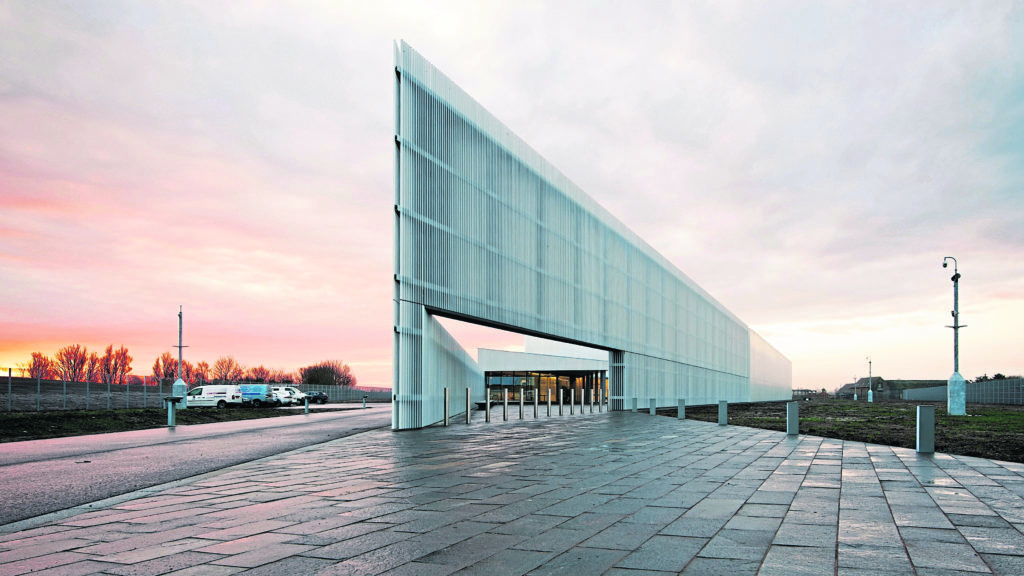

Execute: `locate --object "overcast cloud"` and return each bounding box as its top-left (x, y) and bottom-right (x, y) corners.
top-left (1, 1), bottom-right (1021, 389)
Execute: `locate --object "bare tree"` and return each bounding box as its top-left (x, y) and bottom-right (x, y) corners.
top-left (25, 352), bottom-right (54, 379)
top-left (152, 351), bottom-right (178, 384)
top-left (194, 361), bottom-right (210, 385)
top-left (54, 344), bottom-right (89, 383)
top-left (212, 356), bottom-right (244, 383)
top-left (299, 360), bottom-right (357, 387)
top-left (246, 365), bottom-right (270, 383)
top-left (85, 352), bottom-right (101, 383)
top-left (101, 345), bottom-right (133, 385)
top-left (180, 360), bottom-right (195, 384)
top-left (268, 368), bottom-right (294, 383)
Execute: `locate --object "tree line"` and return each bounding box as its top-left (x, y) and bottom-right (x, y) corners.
top-left (17, 345), bottom-right (357, 388)
top-left (22, 344), bottom-right (132, 384)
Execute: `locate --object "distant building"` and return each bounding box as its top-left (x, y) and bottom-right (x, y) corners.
top-left (791, 388), bottom-right (824, 399)
top-left (835, 377), bottom-right (946, 401)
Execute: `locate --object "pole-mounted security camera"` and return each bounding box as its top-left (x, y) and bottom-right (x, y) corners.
top-left (942, 262), bottom-right (948, 268)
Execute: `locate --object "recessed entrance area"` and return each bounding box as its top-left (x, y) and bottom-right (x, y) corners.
top-left (434, 316), bottom-right (610, 407)
top-left (483, 370), bottom-right (607, 404)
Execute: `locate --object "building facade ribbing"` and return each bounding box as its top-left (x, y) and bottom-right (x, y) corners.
top-left (393, 41), bottom-right (791, 430)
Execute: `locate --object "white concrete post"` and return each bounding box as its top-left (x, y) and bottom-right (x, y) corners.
top-left (443, 387), bottom-right (449, 427)
top-left (678, 398), bottom-right (685, 420)
top-left (649, 398), bottom-right (656, 415)
top-left (917, 405), bottom-right (935, 453)
top-left (786, 401), bottom-right (799, 435)
top-left (631, 397), bottom-right (637, 413)
top-left (466, 387), bottom-right (471, 424)
top-left (718, 400), bottom-right (728, 426)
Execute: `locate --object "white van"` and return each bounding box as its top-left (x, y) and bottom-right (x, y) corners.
top-left (186, 385), bottom-right (245, 408)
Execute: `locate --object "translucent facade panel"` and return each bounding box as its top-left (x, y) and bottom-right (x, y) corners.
top-left (394, 41), bottom-right (790, 428)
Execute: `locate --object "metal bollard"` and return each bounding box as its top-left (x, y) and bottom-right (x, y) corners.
top-left (547, 392), bottom-right (552, 417)
top-left (917, 405), bottom-right (935, 453)
top-left (466, 388), bottom-right (471, 424)
top-left (534, 391), bottom-right (538, 418)
top-left (444, 387), bottom-right (449, 427)
top-left (649, 398), bottom-right (656, 415)
top-left (590, 390), bottom-right (595, 413)
top-left (486, 387), bottom-right (491, 423)
top-left (786, 401), bottom-right (799, 435)
top-left (678, 398), bottom-right (686, 420)
top-left (559, 390), bottom-right (563, 416)
top-left (362, 395), bottom-right (367, 409)
top-left (519, 389), bottom-right (524, 420)
top-left (503, 388), bottom-right (508, 421)
top-left (718, 400), bottom-right (728, 426)
top-left (570, 389), bottom-right (575, 415)
top-left (305, 396), bottom-right (309, 414)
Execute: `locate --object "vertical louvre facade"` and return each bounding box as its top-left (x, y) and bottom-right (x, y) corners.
top-left (394, 41), bottom-right (791, 429)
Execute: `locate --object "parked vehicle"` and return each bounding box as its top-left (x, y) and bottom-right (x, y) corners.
top-left (239, 384), bottom-right (275, 407)
top-left (307, 391), bottom-right (329, 404)
top-left (185, 385), bottom-right (244, 408)
top-left (280, 386), bottom-right (307, 404)
top-left (271, 388), bottom-right (293, 406)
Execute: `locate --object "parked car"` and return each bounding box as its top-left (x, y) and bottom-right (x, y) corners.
top-left (185, 385), bottom-right (244, 408)
top-left (307, 391), bottom-right (329, 404)
top-left (274, 386), bottom-right (306, 405)
top-left (271, 388), bottom-right (293, 406)
top-left (280, 386), bottom-right (307, 404)
top-left (239, 384), bottom-right (275, 407)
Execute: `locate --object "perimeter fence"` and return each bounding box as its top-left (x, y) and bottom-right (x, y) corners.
top-left (902, 378), bottom-right (1024, 405)
top-left (1, 371), bottom-right (392, 412)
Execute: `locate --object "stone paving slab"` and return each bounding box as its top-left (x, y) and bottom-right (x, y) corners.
top-left (3, 411), bottom-right (1024, 575)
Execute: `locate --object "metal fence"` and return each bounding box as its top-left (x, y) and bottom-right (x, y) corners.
top-left (2, 371), bottom-right (392, 412)
top-left (299, 384), bottom-right (393, 404)
top-left (902, 378), bottom-right (1024, 405)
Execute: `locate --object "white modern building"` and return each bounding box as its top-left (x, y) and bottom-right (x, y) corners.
top-left (393, 41), bottom-right (791, 430)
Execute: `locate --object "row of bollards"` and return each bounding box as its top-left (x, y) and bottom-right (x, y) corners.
top-left (669, 399), bottom-right (937, 455)
top-left (446, 391), bottom-right (939, 456)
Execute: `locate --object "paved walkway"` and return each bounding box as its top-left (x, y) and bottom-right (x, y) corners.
top-left (3, 410), bottom-right (1024, 575)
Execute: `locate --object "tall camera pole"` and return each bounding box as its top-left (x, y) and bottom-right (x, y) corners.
top-left (174, 306), bottom-right (189, 381)
top-left (943, 257), bottom-right (966, 415)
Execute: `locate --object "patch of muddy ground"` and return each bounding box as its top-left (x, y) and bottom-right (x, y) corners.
top-left (666, 399), bottom-right (1024, 464)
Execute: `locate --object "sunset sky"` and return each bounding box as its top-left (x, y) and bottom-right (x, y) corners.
top-left (2, 2), bottom-right (1022, 391)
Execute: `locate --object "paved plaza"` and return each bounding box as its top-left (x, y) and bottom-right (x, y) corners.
top-left (3, 409), bottom-right (1024, 575)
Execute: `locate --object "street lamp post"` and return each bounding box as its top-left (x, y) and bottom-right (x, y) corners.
top-left (867, 357), bottom-right (873, 403)
top-left (943, 257), bottom-right (966, 415)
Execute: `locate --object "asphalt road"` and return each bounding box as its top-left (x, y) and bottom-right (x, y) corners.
top-left (0, 407), bottom-right (391, 527)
